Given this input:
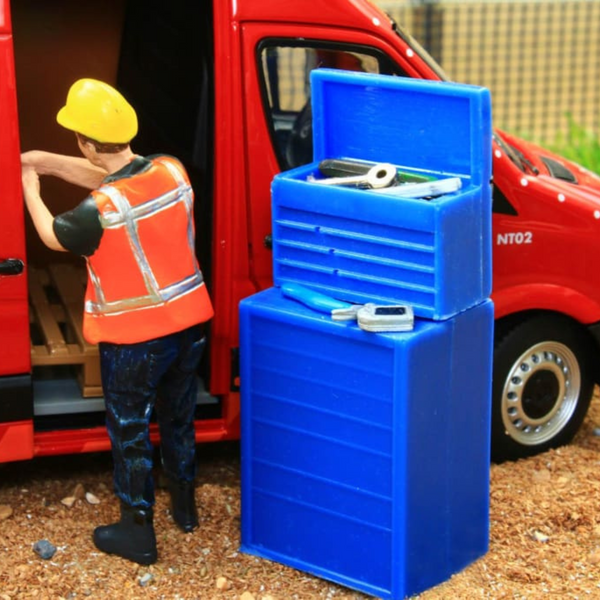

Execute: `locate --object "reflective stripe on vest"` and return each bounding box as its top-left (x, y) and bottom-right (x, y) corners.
top-left (85, 158), bottom-right (205, 316)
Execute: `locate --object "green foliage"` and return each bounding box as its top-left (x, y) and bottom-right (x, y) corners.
top-left (546, 115), bottom-right (600, 174)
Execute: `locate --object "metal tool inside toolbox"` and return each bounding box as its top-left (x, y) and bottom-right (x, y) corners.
top-left (311, 159), bottom-right (462, 198)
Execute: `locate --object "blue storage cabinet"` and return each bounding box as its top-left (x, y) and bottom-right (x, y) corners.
top-left (272, 70), bottom-right (492, 320)
top-left (240, 287), bottom-right (493, 599)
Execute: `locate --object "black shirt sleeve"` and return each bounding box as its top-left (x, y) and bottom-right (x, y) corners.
top-left (53, 196), bottom-right (104, 257)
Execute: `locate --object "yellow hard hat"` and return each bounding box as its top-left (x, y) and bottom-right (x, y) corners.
top-left (56, 78), bottom-right (138, 144)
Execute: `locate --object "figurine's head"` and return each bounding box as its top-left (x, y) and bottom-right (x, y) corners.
top-left (57, 78), bottom-right (138, 151)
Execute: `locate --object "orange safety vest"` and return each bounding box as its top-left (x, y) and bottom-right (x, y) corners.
top-left (82, 156), bottom-right (213, 345)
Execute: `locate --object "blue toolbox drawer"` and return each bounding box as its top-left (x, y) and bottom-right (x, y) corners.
top-left (272, 70), bottom-right (492, 320)
top-left (239, 287), bottom-right (493, 599)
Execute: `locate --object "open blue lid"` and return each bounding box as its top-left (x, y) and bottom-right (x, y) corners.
top-left (311, 69), bottom-right (492, 187)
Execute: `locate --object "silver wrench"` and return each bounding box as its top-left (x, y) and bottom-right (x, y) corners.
top-left (310, 163), bottom-right (397, 189)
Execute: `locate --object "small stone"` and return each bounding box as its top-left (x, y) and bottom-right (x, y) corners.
top-left (531, 531), bottom-right (549, 543)
top-left (532, 468), bottom-right (551, 482)
top-left (33, 539), bottom-right (57, 560)
top-left (61, 496), bottom-right (76, 508)
top-left (593, 427), bottom-right (600, 436)
top-left (216, 576), bottom-right (229, 590)
top-left (139, 573), bottom-right (154, 587)
top-left (85, 492), bottom-right (100, 505)
top-left (240, 593), bottom-right (255, 600)
top-left (589, 549), bottom-right (600, 564)
top-left (0, 505), bottom-right (13, 521)
top-left (72, 483), bottom-right (85, 499)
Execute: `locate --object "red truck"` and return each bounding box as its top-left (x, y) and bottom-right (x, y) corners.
top-left (1, 0), bottom-right (599, 464)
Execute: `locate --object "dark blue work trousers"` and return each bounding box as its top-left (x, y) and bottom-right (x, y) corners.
top-left (98, 324), bottom-right (205, 509)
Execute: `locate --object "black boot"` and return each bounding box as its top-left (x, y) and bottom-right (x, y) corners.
top-left (93, 503), bottom-right (157, 565)
top-left (168, 479), bottom-right (199, 533)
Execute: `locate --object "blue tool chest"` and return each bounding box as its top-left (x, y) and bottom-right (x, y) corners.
top-left (240, 70), bottom-right (494, 599)
top-left (239, 288), bottom-right (493, 599)
top-left (271, 69), bottom-right (492, 320)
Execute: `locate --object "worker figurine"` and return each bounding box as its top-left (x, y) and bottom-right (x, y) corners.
top-left (21, 79), bottom-right (214, 565)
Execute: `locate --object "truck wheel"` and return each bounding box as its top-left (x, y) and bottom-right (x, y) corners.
top-left (491, 314), bottom-right (595, 463)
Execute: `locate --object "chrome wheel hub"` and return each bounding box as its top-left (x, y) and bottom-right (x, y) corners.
top-left (501, 341), bottom-right (580, 446)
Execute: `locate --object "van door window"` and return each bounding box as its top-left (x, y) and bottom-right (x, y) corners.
top-left (258, 43), bottom-right (404, 169)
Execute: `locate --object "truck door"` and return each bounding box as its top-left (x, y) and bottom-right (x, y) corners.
top-left (239, 24), bottom-right (410, 293)
top-left (0, 1), bottom-right (34, 460)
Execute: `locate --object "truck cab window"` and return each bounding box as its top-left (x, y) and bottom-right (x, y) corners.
top-left (258, 44), bottom-right (402, 170)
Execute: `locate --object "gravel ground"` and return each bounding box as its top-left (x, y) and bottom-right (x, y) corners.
top-left (3, 392), bottom-right (600, 600)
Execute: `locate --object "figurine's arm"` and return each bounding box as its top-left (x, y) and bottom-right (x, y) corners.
top-left (22, 166), bottom-right (67, 252)
top-left (21, 150), bottom-right (107, 190)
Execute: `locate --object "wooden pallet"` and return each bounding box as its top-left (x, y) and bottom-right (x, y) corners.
top-left (29, 264), bottom-right (102, 398)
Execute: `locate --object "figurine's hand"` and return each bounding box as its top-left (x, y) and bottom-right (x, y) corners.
top-left (22, 165), bottom-right (40, 196)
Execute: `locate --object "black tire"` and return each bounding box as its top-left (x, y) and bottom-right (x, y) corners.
top-left (491, 314), bottom-right (595, 463)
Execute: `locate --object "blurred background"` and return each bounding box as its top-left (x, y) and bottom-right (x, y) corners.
top-left (374, 0), bottom-right (600, 171)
